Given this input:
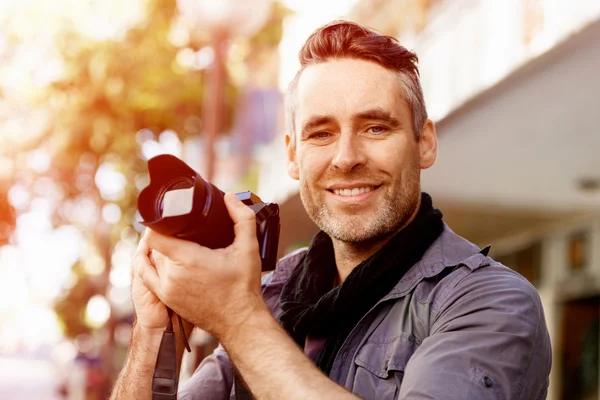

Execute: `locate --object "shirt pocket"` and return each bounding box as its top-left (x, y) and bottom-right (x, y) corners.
top-left (353, 334), bottom-right (420, 400)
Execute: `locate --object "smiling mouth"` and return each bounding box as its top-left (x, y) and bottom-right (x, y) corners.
top-left (328, 185), bottom-right (381, 197)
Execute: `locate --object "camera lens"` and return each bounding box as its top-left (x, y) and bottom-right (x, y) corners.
top-left (138, 154), bottom-right (235, 249)
top-left (155, 177), bottom-right (194, 217)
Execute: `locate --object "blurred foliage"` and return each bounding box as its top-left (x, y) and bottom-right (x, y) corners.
top-left (0, 0), bottom-right (289, 338)
top-left (54, 262), bottom-right (99, 338)
top-left (0, 187), bottom-right (15, 246)
top-left (47, 0), bottom-right (205, 228)
top-left (22, 0), bottom-right (289, 338)
top-left (249, 1), bottom-right (290, 49)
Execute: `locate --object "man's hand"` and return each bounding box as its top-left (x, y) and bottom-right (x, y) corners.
top-left (110, 236), bottom-right (175, 400)
top-left (137, 193), bottom-right (360, 400)
top-left (131, 237), bottom-right (170, 334)
top-left (140, 192), bottom-right (265, 340)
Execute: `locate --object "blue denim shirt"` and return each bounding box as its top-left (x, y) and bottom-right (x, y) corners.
top-left (180, 224), bottom-right (552, 399)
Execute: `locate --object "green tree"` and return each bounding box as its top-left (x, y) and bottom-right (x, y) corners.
top-left (42, 0), bottom-right (288, 338)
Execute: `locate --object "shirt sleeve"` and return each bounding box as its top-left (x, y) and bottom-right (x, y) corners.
top-left (178, 344), bottom-right (234, 400)
top-left (399, 263), bottom-right (552, 400)
top-left (178, 272), bottom-right (276, 399)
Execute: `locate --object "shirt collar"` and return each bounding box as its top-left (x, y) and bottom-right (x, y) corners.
top-left (269, 224), bottom-right (490, 297)
top-left (382, 224), bottom-right (490, 299)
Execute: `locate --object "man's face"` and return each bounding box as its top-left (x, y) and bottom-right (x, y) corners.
top-left (286, 58), bottom-right (436, 243)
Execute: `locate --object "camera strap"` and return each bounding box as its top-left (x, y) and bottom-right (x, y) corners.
top-left (152, 308), bottom-right (191, 400)
top-left (150, 308), bottom-right (252, 400)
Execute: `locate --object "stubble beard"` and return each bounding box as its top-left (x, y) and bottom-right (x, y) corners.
top-left (300, 166), bottom-right (421, 244)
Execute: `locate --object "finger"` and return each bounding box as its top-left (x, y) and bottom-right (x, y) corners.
top-left (224, 192), bottom-right (258, 251)
top-left (135, 234), bottom-right (150, 257)
top-left (132, 237), bottom-right (150, 280)
top-left (145, 228), bottom-right (209, 263)
top-left (138, 254), bottom-right (162, 298)
top-left (149, 249), bottom-right (169, 276)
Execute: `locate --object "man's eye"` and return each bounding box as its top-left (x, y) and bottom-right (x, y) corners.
top-left (311, 131), bottom-right (331, 139)
top-left (367, 126), bottom-right (386, 134)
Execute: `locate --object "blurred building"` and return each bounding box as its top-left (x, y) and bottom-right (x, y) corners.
top-left (258, 1), bottom-right (600, 399)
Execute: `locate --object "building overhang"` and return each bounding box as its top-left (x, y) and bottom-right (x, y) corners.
top-left (423, 18), bottom-right (600, 215)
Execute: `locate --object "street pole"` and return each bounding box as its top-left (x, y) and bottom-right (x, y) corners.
top-left (204, 30), bottom-right (227, 182)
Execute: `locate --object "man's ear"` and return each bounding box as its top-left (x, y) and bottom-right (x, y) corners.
top-left (418, 119), bottom-right (438, 170)
top-left (285, 133), bottom-right (299, 180)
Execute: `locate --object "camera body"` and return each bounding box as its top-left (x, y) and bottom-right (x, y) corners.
top-left (138, 154), bottom-right (280, 271)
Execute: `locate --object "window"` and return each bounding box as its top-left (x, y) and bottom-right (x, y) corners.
top-left (568, 231), bottom-right (589, 271)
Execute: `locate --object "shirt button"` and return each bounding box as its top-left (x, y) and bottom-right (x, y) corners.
top-left (483, 376), bottom-right (493, 388)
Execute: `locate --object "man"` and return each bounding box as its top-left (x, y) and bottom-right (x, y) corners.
top-left (111, 21), bottom-right (551, 399)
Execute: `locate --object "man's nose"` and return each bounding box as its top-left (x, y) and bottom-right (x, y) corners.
top-left (332, 134), bottom-right (366, 172)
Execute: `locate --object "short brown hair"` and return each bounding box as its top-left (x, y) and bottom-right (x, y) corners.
top-left (286, 20), bottom-right (427, 146)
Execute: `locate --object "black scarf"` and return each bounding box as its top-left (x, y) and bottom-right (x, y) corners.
top-left (278, 193), bottom-right (444, 374)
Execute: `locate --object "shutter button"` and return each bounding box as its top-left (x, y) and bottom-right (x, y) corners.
top-left (483, 376), bottom-right (493, 388)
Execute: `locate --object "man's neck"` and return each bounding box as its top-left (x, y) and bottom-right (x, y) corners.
top-left (332, 199), bottom-right (422, 284)
top-left (332, 237), bottom-right (388, 283)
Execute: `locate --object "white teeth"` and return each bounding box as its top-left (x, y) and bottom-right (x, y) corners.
top-left (333, 187), bottom-right (374, 196)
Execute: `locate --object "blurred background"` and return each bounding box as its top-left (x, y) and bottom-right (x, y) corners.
top-left (0, 0), bottom-right (599, 399)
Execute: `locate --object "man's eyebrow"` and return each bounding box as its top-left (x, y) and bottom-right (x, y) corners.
top-left (300, 115), bottom-right (335, 137)
top-left (354, 108), bottom-right (402, 127)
